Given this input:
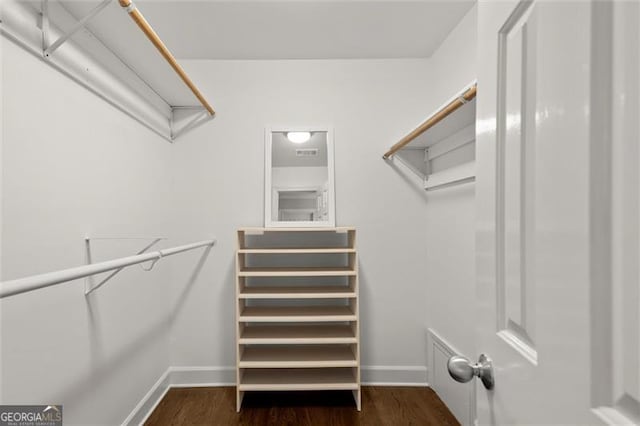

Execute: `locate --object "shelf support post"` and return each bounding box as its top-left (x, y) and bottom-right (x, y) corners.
top-left (423, 147), bottom-right (431, 185)
top-left (171, 108), bottom-right (213, 141)
top-left (41, 0), bottom-right (50, 52)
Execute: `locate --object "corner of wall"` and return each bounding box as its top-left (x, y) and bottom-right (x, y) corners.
top-left (428, 3), bottom-right (478, 107)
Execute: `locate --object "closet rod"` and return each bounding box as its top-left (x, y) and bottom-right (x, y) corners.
top-left (0, 240), bottom-right (215, 299)
top-left (118, 0), bottom-right (216, 116)
top-left (383, 84), bottom-right (477, 159)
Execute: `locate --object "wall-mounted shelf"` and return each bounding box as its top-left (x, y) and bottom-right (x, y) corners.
top-left (384, 82), bottom-right (477, 191)
top-left (235, 227), bottom-right (361, 411)
top-left (1, 0), bottom-right (215, 142)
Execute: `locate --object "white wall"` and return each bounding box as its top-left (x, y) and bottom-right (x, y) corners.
top-left (0, 39), bottom-right (175, 425)
top-left (167, 8), bottom-right (478, 385)
top-left (423, 6), bottom-right (478, 425)
top-left (424, 4), bottom-right (477, 360)
top-left (169, 58), bottom-right (435, 381)
top-left (0, 6), bottom-right (477, 423)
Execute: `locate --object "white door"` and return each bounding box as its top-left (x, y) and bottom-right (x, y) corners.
top-left (474, 0), bottom-right (639, 424)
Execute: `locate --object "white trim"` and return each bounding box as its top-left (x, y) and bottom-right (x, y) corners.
top-left (427, 329), bottom-right (477, 426)
top-left (122, 367), bottom-right (234, 425)
top-left (168, 366), bottom-right (236, 387)
top-left (124, 364), bottom-right (429, 424)
top-left (361, 365), bottom-right (428, 386)
top-left (121, 369), bottom-right (171, 426)
top-left (363, 382), bottom-right (430, 387)
top-left (496, 329), bottom-right (538, 366)
top-left (361, 382), bottom-right (429, 388)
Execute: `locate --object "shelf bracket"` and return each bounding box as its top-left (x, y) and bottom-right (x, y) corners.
top-left (84, 237), bottom-right (165, 295)
top-left (41, 0), bottom-right (50, 52)
top-left (43, 0), bottom-right (112, 58)
top-left (391, 149), bottom-right (428, 182)
top-left (423, 148), bottom-right (431, 185)
top-left (171, 108), bottom-right (215, 141)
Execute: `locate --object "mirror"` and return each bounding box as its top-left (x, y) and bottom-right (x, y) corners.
top-left (265, 128), bottom-right (335, 227)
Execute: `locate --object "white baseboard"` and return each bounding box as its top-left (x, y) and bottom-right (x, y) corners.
top-left (168, 366), bottom-right (235, 387)
top-left (426, 328), bottom-right (476, 426)
top-left (122, 366), bottom-right (234, 426)
top-left (361, 365), bottom-right (428, 386)
top-left (123, 364), bottom-right (428, 425)
top-left (121, 369), bottom-right (171, 426)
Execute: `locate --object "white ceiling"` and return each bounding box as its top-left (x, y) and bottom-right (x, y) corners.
top-left (42, 0), bottom-right (473, 108)
top-left (61, 0), bottom-right (475, 60)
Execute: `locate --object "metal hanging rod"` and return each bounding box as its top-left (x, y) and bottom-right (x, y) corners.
top-left (383, 84), bottom-right (477, 160)
top-left (118, 0), bottom-right (216, 116)
top-left (0, 239), bottom-right (216, 299)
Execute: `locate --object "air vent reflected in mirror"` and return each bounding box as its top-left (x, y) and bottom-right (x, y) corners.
top-left (295, 148), bottom-right (319, 157)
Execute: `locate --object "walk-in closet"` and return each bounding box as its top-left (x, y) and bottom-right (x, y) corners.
top-left (1, 1), bottom-right (639, 425)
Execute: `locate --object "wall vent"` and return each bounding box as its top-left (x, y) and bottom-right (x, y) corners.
top-left (296, 148), bottom-right (318, 157)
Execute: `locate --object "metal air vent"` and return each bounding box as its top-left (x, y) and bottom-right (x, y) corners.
top-left (295, 148), bottom-right (319, 157)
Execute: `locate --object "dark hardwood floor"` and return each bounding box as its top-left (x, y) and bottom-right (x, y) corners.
top-left (145, 387), bottom-right (460, 426)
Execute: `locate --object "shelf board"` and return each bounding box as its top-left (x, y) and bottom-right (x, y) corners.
top-left (239, 266), bottom-right (356, 277)
top-left (238, 368), bottom-right (358, 391)
top-left (240, 345), bottom-right (357, 368)
top-left (239, 227), bottom-right (355, 234)
top-left (239, 306), bottom-right (356, 322)
top-left (240, 285), bottom-right (356, 299)
top-left (238, 247), bottom-right (355, 254)
top-left (240, 325), bottom-right (357, 344)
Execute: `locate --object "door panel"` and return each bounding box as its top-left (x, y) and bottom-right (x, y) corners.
top-left (474, 1), bottom-right (626, 424)
top-left (497, 0), bottom-right (537, 359)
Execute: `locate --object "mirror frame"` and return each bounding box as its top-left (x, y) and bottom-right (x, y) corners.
top-left (264, 126), bottom-right (336, 228)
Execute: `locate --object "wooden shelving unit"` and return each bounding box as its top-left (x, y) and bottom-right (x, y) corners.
top-left (236, 227), bottom-right (360, 411)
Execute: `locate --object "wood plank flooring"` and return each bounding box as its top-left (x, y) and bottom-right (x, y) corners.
top-left (145, 387), bottom-right (460, 426)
